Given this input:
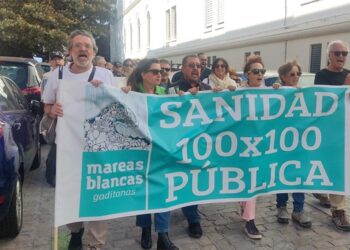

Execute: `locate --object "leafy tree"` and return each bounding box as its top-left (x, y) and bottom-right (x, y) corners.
top-left (0, 0), bottom-right (115, 60)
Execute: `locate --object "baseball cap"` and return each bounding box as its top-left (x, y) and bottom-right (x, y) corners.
top-left (50, 51), bottom-right (64, 60)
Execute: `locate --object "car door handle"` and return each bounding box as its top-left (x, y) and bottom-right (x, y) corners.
top-left (13, 122), bottom-right (21, 131)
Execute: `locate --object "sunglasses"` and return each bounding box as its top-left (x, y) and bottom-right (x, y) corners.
top-left (124, 64), bottom-right (134, 67)
top-left (332, 51), bottom-right (348, 57)
top-left (161, 67), bottom-right (171, 72)
top-left (215, 64), bottom-right (226, 69)
top-left (289, 71), bottom-right (302, 77)
top-left (146, 69), bottom-right (162, 75)
top-left (250, 68), bottom-right (266, 75)
top-left (187, 63), bottom-right (201, 69)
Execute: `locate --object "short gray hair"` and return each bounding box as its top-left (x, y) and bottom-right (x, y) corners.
top-left (68, 30), bottom-right (98, 53)
top-left (327, 40), bottom-right (349, 59)
top-left (93, 55), bottom-right (106, 65)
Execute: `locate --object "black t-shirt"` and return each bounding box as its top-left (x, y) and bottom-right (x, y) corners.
top-left (314, 68), bottom-right (350, 85)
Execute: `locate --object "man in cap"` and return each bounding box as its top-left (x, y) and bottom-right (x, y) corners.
top-left (49, 51), bottom-right (65, 68)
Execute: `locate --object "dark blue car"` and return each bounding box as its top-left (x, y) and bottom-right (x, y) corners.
top-left (0, 75), bottom-right (41, 238)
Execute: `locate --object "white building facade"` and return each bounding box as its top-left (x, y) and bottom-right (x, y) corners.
top-left (112, 0), bottom-right (350, 72)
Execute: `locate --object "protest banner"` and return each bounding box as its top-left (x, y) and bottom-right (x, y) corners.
top-left (54, 80), bottom-right (350, 226)
top-left (112, 76), bottom-right (127, 88)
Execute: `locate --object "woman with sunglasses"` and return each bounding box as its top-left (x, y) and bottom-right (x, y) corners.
top-left (278, 61), bottom-right (304, 87)
top-left (274, 61), bottom-right (313, 228)
top-left (242, 55), bottom-right (266, 88)
top-left (238, 55), bottom-right (267, 240)
top-left (126, 58), bottom-right (178, 250)
top-left (203, 57), bottom-right (237, 91)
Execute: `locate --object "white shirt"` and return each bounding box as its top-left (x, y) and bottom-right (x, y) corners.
top-left (42, 64), bottom-right (114, 104)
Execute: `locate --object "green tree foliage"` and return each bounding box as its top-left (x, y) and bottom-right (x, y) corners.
top-left (0, 0), bottom-right (115, 58)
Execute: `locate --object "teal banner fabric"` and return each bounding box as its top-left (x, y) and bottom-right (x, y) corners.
top-left (54, 81), bottom-right (350, 226)
top-left (147, 87), bottom-right (349, 210)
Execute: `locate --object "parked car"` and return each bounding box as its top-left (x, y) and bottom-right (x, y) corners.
top-left (0, 56), bottom-right (41, 103)
top-left (0, 76), bottom-right (41, 238)
top-left (263, 71), bottom-right (315, 87)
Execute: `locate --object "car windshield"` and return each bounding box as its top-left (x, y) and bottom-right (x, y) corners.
top-left (0, 62), bottom-right (28, 89)
top-left (264, 76), bottom-right (279, 86)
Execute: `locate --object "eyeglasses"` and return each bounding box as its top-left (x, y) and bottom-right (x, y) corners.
top-left (289, 71), bottom-right (302, 77)
top-left (215, 64), bottom-right (226, 69)
top-left (161, 67), bottom-right (171, 72)
top-left (124, 64), bottom-right (134, 67)
top-left (73, 43), bottom-right (93, 50)
top-left (146, 69), bottom-right (162, 75)
top-left (250, 68), bottom-right (266, 75)
top-left (187, 63), bottom-right (201, 69)
top-left (332, 51), bottom-right (348, 57)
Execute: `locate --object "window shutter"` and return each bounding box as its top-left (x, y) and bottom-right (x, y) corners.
top-left (147, 12), bottom-right (150, 48)
top-left (217, 0), bottom-right (224, 24)
top-left (206, 0), bottom-right (213, 28)
top-left (171, 6), bottom-right (177, 40)
top-left (137, 18), bottom-right (141, 49)
top-left (310, 44), bottom-right (322, 73)
top-left (130, 24), bottom-right (133, 51)
top-left (166, 10), bottom-right (170, 41)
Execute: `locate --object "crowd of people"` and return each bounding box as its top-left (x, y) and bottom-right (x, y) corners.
top-left (41, 29), bottom-right (350, 250)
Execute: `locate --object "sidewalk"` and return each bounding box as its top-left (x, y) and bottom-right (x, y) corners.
top-left (0, 145), bottom-right (349, 249)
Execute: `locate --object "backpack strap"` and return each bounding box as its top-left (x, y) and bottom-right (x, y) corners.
top-left (59, 65), bottom-right (95, 81)
top-left (58, 66), bottom-right (63, 80)
top-left (88, 66), bottom-right (96, 82)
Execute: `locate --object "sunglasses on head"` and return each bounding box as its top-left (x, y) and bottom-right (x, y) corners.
top-left (332, 51), bottom-right (348, 57)
top-left (215, 64), bottom-right (226, 69)
top-left (187, 63), bottom-right (201, 69)
top-left (289, 71), bottom-right (302, 77)
top-left (250, 68), bottom-right (266, 75)
top-left (161, 67), bottom-right (171, 72)
top-left (146, 69), bottom-right (162, 75)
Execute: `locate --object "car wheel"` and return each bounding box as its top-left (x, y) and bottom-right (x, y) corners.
top-left (0, 175), bottom-right (23, 238)
top-left (30, 132), bottom-right (41, 170)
